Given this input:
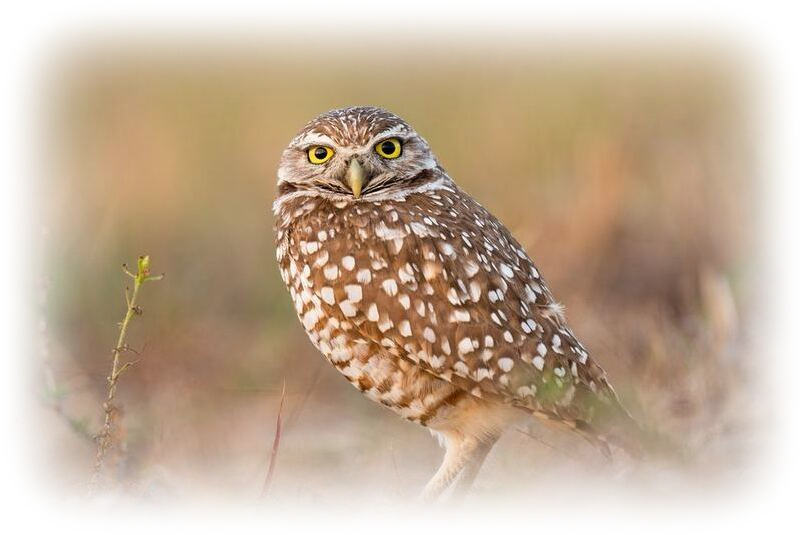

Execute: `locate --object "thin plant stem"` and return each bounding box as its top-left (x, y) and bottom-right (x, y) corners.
top-left (515, 427), bottom-right (582, 462)
top-left (260, 380), bottom-right (286, 501)
top-left (88, 255), bottom-right (162, 495)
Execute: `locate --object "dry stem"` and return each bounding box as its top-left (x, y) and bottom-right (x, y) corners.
top-left (515, 427), bottom-right (582, 462)
top-left (88, 255), bottom-right (162, 495)
top-left (285, 363), bottom-right (322, 428)
top-left (260, 380), bottom-right (286, 500)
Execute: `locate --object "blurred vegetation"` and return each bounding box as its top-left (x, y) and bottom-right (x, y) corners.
top-left (37, 43), bottom-right (755, 501)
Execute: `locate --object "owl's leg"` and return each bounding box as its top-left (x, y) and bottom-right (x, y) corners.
top-left (419, 433), bottom-right (484, 501)
top-left (449, 434), bottom-right (499, 502)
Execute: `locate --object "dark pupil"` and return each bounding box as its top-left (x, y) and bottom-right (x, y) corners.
top-left (381, 141), bottom-right (395, 155)
top-left (314, 147), bottom-right (328, 160)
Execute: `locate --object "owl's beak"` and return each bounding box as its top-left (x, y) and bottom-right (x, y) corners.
top-left (345, 158), bottom-right (366, 199)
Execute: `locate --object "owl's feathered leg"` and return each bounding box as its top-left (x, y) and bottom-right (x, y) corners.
top-left (419, 434), bottom-right (478, 501)
top-left (449, 435), bottom-right (499, 503)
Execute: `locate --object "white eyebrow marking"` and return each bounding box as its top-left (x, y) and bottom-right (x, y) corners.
top-left (365, 125), bottom-right (409, 146)
top-left (292, 132), bottom-right (337, 147)
top-left (292, 124), bottom-right (411, 153)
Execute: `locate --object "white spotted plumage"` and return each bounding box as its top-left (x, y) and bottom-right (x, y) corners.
top-left (274, 106), bottom-right (642, 501)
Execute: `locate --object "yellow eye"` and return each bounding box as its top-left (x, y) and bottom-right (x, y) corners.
top-left (307, 146), bottom-right (334, 164)
top-left (375, 138), bottom-right (402, 159)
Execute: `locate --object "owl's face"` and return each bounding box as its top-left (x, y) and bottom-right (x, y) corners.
top-left (277, 107), bottom-right (441, 200)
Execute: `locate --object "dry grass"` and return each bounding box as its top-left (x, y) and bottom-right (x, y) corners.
top-left (35, 44), bottom-right (756, 503)
top-left (259, 379), bottom-right (285, 501)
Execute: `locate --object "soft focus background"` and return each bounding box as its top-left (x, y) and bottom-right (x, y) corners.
top-left (36, 41), bottom-right (756, 504)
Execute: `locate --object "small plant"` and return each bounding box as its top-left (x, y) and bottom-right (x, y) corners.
top-left (88, 255), bottom-right (163, 495)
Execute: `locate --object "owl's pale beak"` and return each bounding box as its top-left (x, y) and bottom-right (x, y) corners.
top-left (346, 159), bottom-right (366, 198)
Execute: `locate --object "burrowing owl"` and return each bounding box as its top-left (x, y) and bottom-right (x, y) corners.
top-left (274, 106), bottom-right (641, 499)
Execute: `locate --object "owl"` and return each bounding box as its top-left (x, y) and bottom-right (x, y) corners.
top-left (274, 106), bottom-right (642, 499)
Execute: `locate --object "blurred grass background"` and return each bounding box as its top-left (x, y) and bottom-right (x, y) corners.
top-left (36, 42), bottom-right (756, 502)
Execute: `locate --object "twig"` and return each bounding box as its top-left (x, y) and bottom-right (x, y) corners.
top-left (260, 380), bottom-right (286, 500)
top-left (88, 255), bottom-right (163, 495)
top-left (285, 362), bottom-right (323, 428)
top-left (515, 427), bottom-right (582, 462)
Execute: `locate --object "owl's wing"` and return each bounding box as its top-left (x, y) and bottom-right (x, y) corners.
top-left (280, 180), bottom-right (640, 452)
top-left (300, 183), bottom-right (630, 436)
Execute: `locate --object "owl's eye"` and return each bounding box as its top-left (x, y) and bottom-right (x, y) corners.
top-left (308, 146), bottom-right (334, 164)
top-left (375, 138), bottom-right (402, 159)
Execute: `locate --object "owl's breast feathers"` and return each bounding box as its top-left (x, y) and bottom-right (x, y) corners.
top-left (274, 177), bottom-right (638, 449)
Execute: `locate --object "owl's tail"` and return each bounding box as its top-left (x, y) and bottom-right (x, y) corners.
top-left (568, 390), bottom-right (684, 462)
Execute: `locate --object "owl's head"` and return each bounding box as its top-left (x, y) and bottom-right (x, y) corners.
top-left (277, 106), bottom-right (441, 200)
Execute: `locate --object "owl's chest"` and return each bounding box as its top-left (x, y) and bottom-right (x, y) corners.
top-left (275, 202), bottom-right (460, 424)
top-left (275, 201), bottom-right (411, 332)
top-left (278, 249), bottom-right (455, 424)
